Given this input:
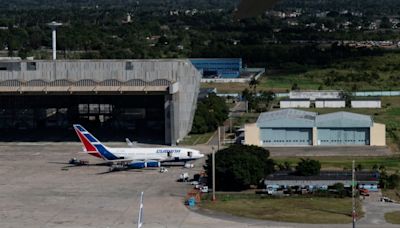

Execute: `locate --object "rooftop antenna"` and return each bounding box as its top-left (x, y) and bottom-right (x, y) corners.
top-left (47, 21), bottom-right (63, 60)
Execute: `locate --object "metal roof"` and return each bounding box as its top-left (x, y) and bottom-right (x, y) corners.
top-left (257, 109), bottom-right (317, 128)
top-left (281, 98), bottom-right (310, 101)
top-left (316, 112), bottom-right (373, 128)
top-left (352, 97), bottom-right (381, 101)
top-left (265, 171), bottom-right (379, 182)
top-left (257, 109), bottom-right (374, 128)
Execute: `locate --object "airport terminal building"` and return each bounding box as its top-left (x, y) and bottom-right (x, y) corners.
top-left (245, 109), bottom-right (386, 147)
top-left (0, 59), bottom-right (201, 145)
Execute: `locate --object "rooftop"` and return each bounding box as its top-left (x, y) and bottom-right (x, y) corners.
top-left (265, 171), bottom-right (379, 182)
top-left (257, 109), bottom-right (317, 128)
top-left (352, 97), bottom-right (381, 101)
top-left (256, 109), bottom-right (374, 128)
top-left (316, 111), bottom-right (373, 128)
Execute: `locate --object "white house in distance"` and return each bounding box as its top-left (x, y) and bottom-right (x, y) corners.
top-left (351, 97), bottom-right (381, 108)
top-left (280, 98), bottom-right (310, 108)
top-left (315, 99), bottom-right (346, 108)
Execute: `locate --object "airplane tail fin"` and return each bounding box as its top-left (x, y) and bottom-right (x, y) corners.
top-left (73, 124), bottom-right (118, 161)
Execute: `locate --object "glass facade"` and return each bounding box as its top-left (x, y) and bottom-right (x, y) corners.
top-left (190, 58), bottom-right (242, 78)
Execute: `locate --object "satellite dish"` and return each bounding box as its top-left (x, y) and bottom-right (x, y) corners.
top-left (235, 0), bottom-right (281, 20)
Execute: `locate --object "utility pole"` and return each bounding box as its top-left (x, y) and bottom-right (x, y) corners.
top-left (352, 160), bottom-right (356, 228)
top-left (212, 145), bottom-right (216, 201)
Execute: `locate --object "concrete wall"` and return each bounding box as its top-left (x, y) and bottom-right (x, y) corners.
top-left (280, 100), bottom-right (310, 108)
top-left (315, 100), bottom-right (346, 108)
top-left (370, 123), bottom-right (386, 146)
top-left (351, 100), bottom-right (381, 108)
top-left (244, 123), bottom-right (261, 146)
top-left (312, 127), bottom-right (318, 145)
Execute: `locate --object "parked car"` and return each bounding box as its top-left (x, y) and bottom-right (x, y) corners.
top-left (160, 167), bottom-right (168, 173)
top-left (200, 186), bottom-right (209, 193)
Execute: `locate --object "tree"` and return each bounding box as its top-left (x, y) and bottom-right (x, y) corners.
top-left (296, 158), bottom-right (321, 176)
top-left (205, 145), bottom-right (275, 191)
top-left (291, 83), bottom-right (300, 91)
top-left (387, 174), bottom-right (400, 189)
top-left (249, 77), bottom-right (259, 92)
top-left (191, 93), bottom-right (228, 134)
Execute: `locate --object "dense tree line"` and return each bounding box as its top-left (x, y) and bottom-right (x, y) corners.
top-left (191, 94), bottom-right (229, 134)
top-left (205, 145), bottom-right (275, 191)
top-left (0, 0), bottom-right (398, 70)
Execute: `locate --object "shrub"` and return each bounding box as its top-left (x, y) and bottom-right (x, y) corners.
top-left (296, 158), bottom-right (321, 176)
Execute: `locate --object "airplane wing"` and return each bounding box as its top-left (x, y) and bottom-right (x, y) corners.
top-left (235, 0), bottom-right (281, 20)
top-left (125, 138), bottom-right (137, 147)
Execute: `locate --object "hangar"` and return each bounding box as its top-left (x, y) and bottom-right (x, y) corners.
top-left (316, 112), bottom-right (372, 145)
top-left (244, 109), bottom-right (386, 147)
top-left (254, 109), bottom-right (316, 146)
top-left (0, 59), bottom-right (201, 145)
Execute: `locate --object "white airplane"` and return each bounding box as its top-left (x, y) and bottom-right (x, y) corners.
top-left (73, 124), bottom-right (204, 169)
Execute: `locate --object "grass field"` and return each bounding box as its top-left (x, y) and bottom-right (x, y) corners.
top-left (203, 53), bottom-right (400, 93)
top-left (274, 156), bottom-right (400, 172)
top-left (385, 211), bottom-right (400, 224)
top-left (180, 132), bottom-right (215, 145)
top-left (201, 194), bottom-right (363, 224)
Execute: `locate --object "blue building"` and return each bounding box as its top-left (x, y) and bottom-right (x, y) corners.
top-left (190, 58), bottom-right (242, 78)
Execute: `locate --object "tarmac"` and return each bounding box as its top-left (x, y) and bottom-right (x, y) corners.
top-left (0, 143), bottom-right (399, 228)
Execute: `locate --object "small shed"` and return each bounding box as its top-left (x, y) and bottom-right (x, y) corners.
top-left (315, 99), bottom-right (346, 108)
top-left (351, 97), bottom-right (381, 108)
top-left (280, 98), bottom-right (310, 108)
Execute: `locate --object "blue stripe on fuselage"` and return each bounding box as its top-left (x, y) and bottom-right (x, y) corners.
top-left (84, 133), bottom-right (98, 143)
top-left (94, 144), bottom-right (119, 160)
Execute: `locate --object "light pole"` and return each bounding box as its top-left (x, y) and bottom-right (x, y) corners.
top-left (352, 160), bottom-right (356, 228)
top-left (212, 145), bottom-right (216, 201)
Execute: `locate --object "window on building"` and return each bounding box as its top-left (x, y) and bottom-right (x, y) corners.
top-left (27, 62), bottom-right (37, 71)
top-left (126, 62), bottom-right (134, 70)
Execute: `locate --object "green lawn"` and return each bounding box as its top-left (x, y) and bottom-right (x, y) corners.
top-left (274, 156), bottom-right (400, 172)
top-left (385, 211), bottom-right (400, 224)
top-left (201, 194), bottom-right (363, 224)
top-left (180, 132), bottom-right (215, 145)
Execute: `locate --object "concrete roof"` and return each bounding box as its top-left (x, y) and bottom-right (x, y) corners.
top-left (316, 111), bottom-right (373, 128)
top-left (257, 109), bottom-right (317, 128)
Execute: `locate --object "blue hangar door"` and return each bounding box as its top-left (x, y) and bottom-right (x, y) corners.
top-left (260, 128), bottom-right (312, 146)
top-left (317, 128), bottom-right (370, 145)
